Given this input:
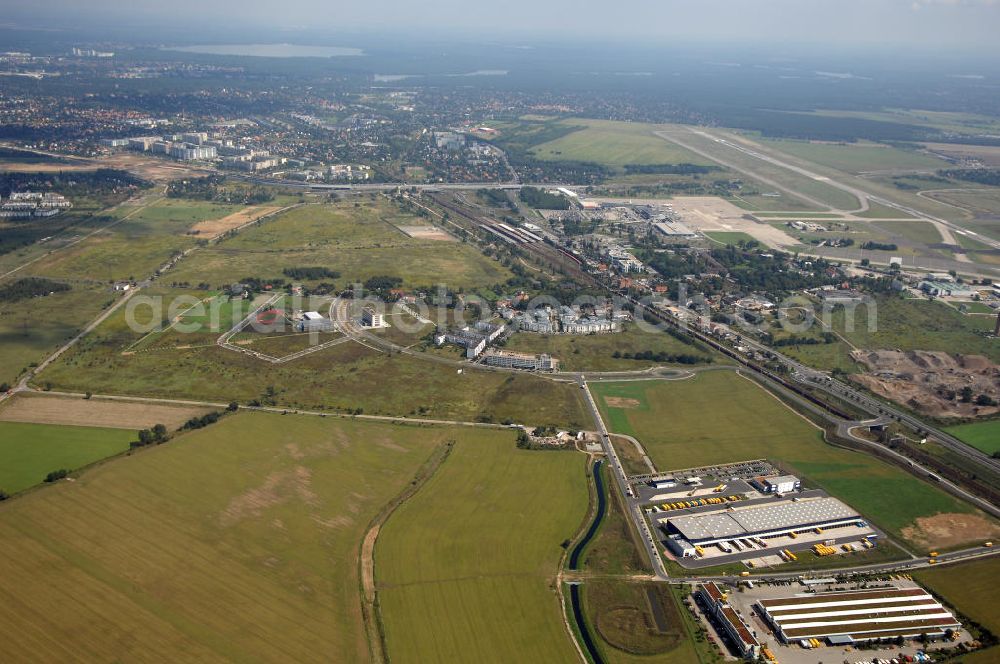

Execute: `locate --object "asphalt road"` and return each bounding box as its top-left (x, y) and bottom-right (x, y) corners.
top-left (577, 376), bottom-right (671, 580)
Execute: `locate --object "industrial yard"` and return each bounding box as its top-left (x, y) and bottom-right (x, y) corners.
top-left (637, 460), bottom-right (883, 570)
top-left (694, 577), bottom-right (968, 664)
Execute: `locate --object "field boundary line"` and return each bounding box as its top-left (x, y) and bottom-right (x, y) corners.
top-left (24, 389), bottom-right (517, 429)
top-left (359, 440), bottom-right (454, 664)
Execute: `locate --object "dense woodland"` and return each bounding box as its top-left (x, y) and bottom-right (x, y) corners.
top-left (166, 175), bottom-right (274, 204)
top-left (940, 169), bottom-right (1000, 187)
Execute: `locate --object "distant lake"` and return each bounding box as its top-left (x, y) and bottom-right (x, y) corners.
top-left (165, 43), bottom-right (364, 58)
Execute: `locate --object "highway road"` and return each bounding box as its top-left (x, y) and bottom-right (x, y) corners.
top-left (577, 376), bottom-right (670, 580)
top-left (691, 543), bottom-right (998, 585)
top-left (620, 290), bottom-right (1000, 481)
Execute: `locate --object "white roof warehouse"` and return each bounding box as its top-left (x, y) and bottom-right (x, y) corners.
top-left (662, 496), bottom-right (861, 546)
top-left (757, 587), bottom-right (961, 643)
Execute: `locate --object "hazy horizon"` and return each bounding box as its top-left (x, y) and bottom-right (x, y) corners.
top-left (4, 0), bottom-right (1000, 55)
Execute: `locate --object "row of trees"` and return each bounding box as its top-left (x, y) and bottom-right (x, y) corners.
top-left (612, 349), bottom-right (710, 364)
top-left (0, 277), bottom-right (70, 303)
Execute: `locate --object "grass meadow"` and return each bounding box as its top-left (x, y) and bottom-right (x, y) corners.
top-left (502, 324), bottom-right (714, 372)
top-left (0, 283), bottom-right (113, 387)
top-left (945, 420), bottom-right (1000, 455)
top-left (529, 119), bottom-right (714, 168)
top-left (756, 138), bottom-right (952, 174)
top-left (167, 199), bottom-right (510, 290)
top-left (39, 291), bottom-right (591, 427)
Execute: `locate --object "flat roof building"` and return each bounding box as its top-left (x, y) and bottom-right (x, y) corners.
top-left (361, 307), bottom-right (384, 328)
top-left (481, 349), bottom-right (558, 371)
top-left (662, 496), bottom-right (860, 546)
top-left (755, 475), bottom-right (800, 494)
top-left (757, 586), bottom-right (961, 643)
top-left (298, 311), bottom-right (334, 332)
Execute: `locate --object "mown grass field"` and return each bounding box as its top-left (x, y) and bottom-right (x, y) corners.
top-left (375, 431), bottom-right (589, 664)
top-left (502, 324), bottom-right (713, 372)
top-left (0, 392), bottom-right (212, 430)
top-left (914, 557), bottom-right (1000, 664)
top-left (529, 119), bottom-right (714, 168)
top-left (0, 412), bottom-right (465, 663)
top-left (0, 421), bottom-right (134, 494)
top-left (703, 231), bottom-right (757, 246)
top-left (756, 138), bottom-right (952, 174)
top-left (657, 128), bottom-right (863, 211)
top-left (591, 371), bottom-right (993, 551)
top-left (167, 199), bottom-right (510, 290)
top-left (583, 580), bottom-right (713, 664)
top-left (945, 420), bottom-right (1000, 455)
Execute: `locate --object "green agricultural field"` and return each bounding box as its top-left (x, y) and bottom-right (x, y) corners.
top-left (756, 138), bottom-right (952, 174)
top-left (590, 371), bottom-right (995, 551)
top-left (945, 420), bottom-right (1000, 455)
top-left (914, 557), bottom-right (1000, 664)
top-left (0, 283), bottom-right (113, 387)
top-left (0, 412), bottom-right (466, 663)
top-left (375, 430), bottom-right (589, 664)
top-left (502, 324), bottom-right (714, 372)
top-left (168, 200), bottom-right (510, 290)
top-left (703, 231), bottom-right (757, 246)
top-left (529, 119), bottom-right (714, 168)
top-left (0, 421), bottom-right (134, 494)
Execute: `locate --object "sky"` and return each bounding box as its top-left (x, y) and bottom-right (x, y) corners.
top-left (7, 0), bottom-right (1000, 53)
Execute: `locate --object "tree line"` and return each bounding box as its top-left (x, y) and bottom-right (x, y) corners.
top-left (0, 277), bottom-right (70, 303)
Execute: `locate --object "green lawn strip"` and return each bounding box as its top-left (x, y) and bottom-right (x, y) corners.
top-left (0, 421), bottom-right (134, 494)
